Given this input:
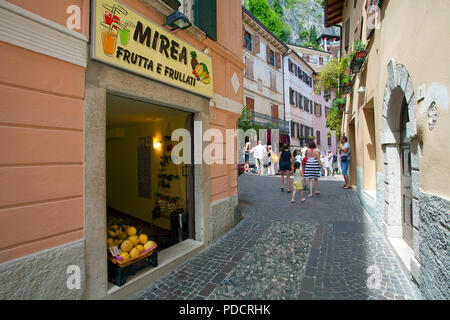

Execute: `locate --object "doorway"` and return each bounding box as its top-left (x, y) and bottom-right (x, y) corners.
top-left (400, 97), bottom-right (413, 248)
top-left (105, 93), bottom-right (195, 253)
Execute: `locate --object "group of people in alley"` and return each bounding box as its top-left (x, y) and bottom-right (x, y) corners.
top-left (243, 136), bottom-right (351, 203)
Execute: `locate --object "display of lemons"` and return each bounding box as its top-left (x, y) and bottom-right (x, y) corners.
top-left (113, 239), bottom-right (122, 246)
top-left (144, 240), bottom-right (156, 250)
top-left (128, 235), bottom-right (139, 246)
top-left (125, 226), bottom-right (137, 236)
top-left (120, 239), bottom-right (133, 252)
top-left (139, 234), bottom-right (148, 245)
top-left (129, 247), bottom-right (140, 259)
top-left (136, 244), bottom-right (144, 253)
top-left (119, 252), bottom-right (129, 262)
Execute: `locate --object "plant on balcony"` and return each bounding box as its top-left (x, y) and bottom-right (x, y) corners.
top-left (350, 40), bottom-right (368, 74)
top-left (307, 135), bottom-right (316, 141)
top-left (326, 106), bottom-right (342, 135)
top-left (341, 73), bottom-right (354, 94)
top-left (237, 105), bottom-right (262, 132)
top-left (314, 57), bottom-right (350, 97)
top-left (333, 97), bottom-right (346, 110)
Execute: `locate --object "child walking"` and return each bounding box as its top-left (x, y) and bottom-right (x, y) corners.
top-left (291, 161), bottom-right (306, 203)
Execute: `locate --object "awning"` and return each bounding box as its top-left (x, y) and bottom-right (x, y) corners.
top-left (324, 0), bottom-right (344, 27)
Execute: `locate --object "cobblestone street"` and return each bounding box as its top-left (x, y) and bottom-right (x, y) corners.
top-left (134, 174), bottom-right (422, 300)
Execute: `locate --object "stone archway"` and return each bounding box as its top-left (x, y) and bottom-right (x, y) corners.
top-left (380, 59), bottom-right (421, 281)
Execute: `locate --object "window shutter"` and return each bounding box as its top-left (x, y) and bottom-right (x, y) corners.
top-left (275, 52), bottom-right (281, 69)
top-left (271, 105), bottom-right (279, 119)
top-left (245, 96), bottom-right (255, 112)
top-left (345, 18), bottom-right (350, 51)
top-left (266, 46), bottom-right (271, 64)
top-left (316, 130), bottom-right (321, 145)
top-left (296, 123), bottom-right (300, 138)
top-left (310, 100), bottom-right (313, 113)
top-left (253, 34), bottom-right (260, 53)
top-left (243, 28), bottom-right (246, 48)
top-left (194, 0), bottom-right (217, 41)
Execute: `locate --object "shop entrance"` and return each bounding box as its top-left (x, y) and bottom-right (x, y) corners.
top-left (105, 93), bottom-right (195, 256)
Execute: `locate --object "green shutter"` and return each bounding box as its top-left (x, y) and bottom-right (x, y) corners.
top-left (194, 0), bottom-right (217, 41)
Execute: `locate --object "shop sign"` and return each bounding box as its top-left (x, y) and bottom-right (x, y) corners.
top-left (91, 0), bottom-right (213, 98)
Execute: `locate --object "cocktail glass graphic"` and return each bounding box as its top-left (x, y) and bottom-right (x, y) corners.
top-left (101, 3), bottom-right (129, 55)
top-left (119, 22), bottom-right (135, 45)
top-left (101, 25), bottom-right (118, 56)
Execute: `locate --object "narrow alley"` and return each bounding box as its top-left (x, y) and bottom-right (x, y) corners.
top-left (134, 175), bottom-right (421, 300)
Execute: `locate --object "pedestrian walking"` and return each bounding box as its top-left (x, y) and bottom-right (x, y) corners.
top-left (303, 141), bottom-right (325, 197)
top-left (290, 161), bottom-right (306, 203)
top-left (278, 144), bottom-right (294, 193)
top-left (325, 150), bottom-right (333, 176)
top-left (338, 136), bottom-right (351, 189)
top-left (267, 145), bottom-right (274, 176)
top-left (251, 140), bottom-right (266, 176)
top-left (332, 153), bottom-right (338, 176)
top-left (244, 140), bottom-right (251, 173)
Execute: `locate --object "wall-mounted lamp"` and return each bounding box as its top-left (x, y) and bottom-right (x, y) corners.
top-left (153, 137), bottom-right (162, 150)
top-left (358, 86), bottom-right (367, 93)
top-left (164, 11), bottom-right (192, 31)
top-left (323, 90), bottom-right (331, 102)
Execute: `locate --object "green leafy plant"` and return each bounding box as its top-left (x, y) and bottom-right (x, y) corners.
top-left (353, 40), bottom-right (366, 52)
top-left (314, 57), bottom-right (349, 96)
top-left (333, 97), bottom-right (346, 108)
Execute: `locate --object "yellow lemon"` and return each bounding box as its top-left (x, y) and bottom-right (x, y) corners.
top-left (120, 239), bottom-right (133, 252)
top-left (136, 244), bottom-right (144, 253)
top-left (139, 234), bottom-right (148, 245)
top-left (107, 238), bottom-right (114, 245)
top-left (144, 241), bottom-right (156, 250)
top-left (125, 226), bottom-right (137, 236)
top-left (118, 232), bottom-right (127, 240)
top-left (119, 252), bottom-right (129, 262)
top-left (128, 235), bottom-right (139, 246)
top-left (129, 247), bottom-right (140, 259)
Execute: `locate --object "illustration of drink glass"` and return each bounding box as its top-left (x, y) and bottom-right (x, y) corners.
top-left (120, 28), bottom-right (130, 45)
top-left (101, 26), bottom-right (118, 56)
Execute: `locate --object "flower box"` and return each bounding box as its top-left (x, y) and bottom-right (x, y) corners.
top-left (341, 81), bottom-right (354, 94)
top-left (350, 50), bottom-right (367, 73)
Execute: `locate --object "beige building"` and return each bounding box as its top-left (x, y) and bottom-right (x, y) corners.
top-left (242, 7), bottom-right (290, 145)
top-left (325, 0), bottom-right (450, 299)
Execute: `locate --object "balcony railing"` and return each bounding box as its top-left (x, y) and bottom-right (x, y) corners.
top-left (249, 111), bottom-right (290, 133)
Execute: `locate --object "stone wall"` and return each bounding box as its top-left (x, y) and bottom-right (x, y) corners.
top-left (418, 190), bottom-right (450, 300)
top-left (0, 240), bottom-right (85, 299)
top-left (210, 195), bottom-right (238, 242)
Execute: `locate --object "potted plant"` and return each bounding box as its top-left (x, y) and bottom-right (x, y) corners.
top-left (341, 73), bottom-right (354, 94)
top-left (333, 97), bottom-right (346, 110)
top-left (350, 40), bottom-right (368, 73)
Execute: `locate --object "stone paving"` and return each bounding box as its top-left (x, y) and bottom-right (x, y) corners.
top-left (133, 174), bottom-right (422, 300)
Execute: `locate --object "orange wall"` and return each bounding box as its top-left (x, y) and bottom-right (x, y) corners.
top-left (0, 0), bottom-right (243, 264)
top-left (6, 0), bottom-right (90, 38)
top-left (0, 8), bottom-right (86, 262)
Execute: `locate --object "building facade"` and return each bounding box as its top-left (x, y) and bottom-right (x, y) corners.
top-left (325, 0), bottom-right (450, 299)
top-left (242, 6), bottom-right (289, 153)
top-left (284, 49), bottom-right (315, 151)
top-left (0, 0), bottom-right (244, 299)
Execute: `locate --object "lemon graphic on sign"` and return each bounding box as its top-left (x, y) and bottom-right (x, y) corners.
top-left (191, 51), bottom-right (211, 84)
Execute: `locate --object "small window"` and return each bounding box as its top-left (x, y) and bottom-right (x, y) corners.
top-left (245, 32), bottom-right (252, 51)
top-left (269, 50), bottom-right (275, 67)
top-left (319, 57), bottom-right (324, 65)
top-left (316, 130), bottom-right (321, 145)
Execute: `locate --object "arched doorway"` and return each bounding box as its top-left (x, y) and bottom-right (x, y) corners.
top-left (380, 59), bottom-right (419, 253)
